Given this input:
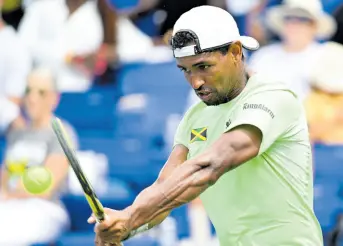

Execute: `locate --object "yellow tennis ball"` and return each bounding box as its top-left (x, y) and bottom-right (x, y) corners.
top-left (22, 166), bottom-right (52, 194)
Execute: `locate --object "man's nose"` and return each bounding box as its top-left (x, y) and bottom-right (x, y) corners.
top-left (189, 76), bottom-right (205, 90)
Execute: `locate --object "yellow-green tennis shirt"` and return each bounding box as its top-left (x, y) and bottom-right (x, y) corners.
top-left (174, 74), bottom-right (323, 245)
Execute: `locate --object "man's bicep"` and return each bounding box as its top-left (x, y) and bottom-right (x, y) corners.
top-left (156, 144), bottom-right (188, 183)
top-left (210, 125), bottom-right (262, 172)
top-left (226, 90), bottom-right (300, 155)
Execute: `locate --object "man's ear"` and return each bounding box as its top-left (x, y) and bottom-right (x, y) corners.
top-left (228, 41), bottom-right (243, 64)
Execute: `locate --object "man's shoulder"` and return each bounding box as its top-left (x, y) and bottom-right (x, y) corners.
top-left (246, 73), bottom-right (296, 97)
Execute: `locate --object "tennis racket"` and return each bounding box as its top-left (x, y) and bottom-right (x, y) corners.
top-left (51, 116), bottom-right (105, 222)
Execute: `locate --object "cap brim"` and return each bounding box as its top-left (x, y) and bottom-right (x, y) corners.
top-left (239, 36), bottom-right (260, 51)
top-left (266, 6), bottom-right (337, 39)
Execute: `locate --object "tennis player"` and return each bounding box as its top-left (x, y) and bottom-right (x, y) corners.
top-left (89, 5), bottom-right (323, 246)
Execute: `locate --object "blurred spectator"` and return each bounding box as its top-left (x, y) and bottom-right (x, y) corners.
top-left (0, 0), bottom-right (31, 104)
top-left (18, 0), bottom-right (103, 92)
top-left (331, 3), bottom-right (343, 45)
top-left (304, 42), bottom-right (343, 144)
top-left (91, 0), bottom-right (117, 84)
top-left (225, 0), bottom-right (269, 43)
top-left (96, 0), bottom-right (174, 81)
top-left (0, 0), bottom-right (30, 135)
top-left (156, 0), bottom-right (208, 36)
top-left (116, 14), bottom-right (173, 64)
top-left (248, 0), bottom-right (337, 101)
top-left (1, 0), bottom-right (24, 29)
top-left (0, 67), bottom-right (78, 245)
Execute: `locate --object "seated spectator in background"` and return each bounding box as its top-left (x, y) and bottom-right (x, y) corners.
top-left (0, 67), bottom-right (78, 245)
top-left (18, 0), bottom-right (103, 92)
top-left (95, 0), bottom-right (175, 76)
top-left (248, 0), bottom-right (336, 101)
top-left (305, 42), bottom-right (343, 144)
top-left (331, 3), bottom-right (343, 45)
top-left (0, 0), bottom-right (30, 135)
top-left (0, 0), bottom-right (31, 104)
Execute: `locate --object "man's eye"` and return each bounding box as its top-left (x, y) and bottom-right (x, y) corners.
top-left (198, 65), bottom-right (210, 70)
top-left (179, 67), bottom-right (190, 73)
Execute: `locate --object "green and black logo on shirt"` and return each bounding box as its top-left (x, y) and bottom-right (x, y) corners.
top-left (190, 127), bottom-right (207, 143)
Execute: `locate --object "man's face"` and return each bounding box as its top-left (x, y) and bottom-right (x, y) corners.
top-left (176, 43), bottom-right (244, 106)
top-left (24, 74), bottom-right (58, 121)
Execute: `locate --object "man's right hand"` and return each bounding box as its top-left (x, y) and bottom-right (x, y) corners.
top-left (88, 207), bottom-right (132, 244)
top-left (94, 234), bottom-right (123, 246)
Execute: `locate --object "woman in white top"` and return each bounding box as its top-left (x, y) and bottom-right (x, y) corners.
top-left (247, 0), bottom-right (336, 101)
top-left (18, 0), bottom-right (104, 92)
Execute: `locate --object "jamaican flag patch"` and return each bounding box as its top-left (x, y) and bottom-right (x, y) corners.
top-left (190, 127), bottom-right (207, 143)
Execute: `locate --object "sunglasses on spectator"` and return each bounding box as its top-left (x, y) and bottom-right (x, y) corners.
top-left (283, 16), bottom-right (314, 23)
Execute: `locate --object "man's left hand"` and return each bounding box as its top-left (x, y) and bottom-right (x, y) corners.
top-left (88, 208), bottom-right (132, 244)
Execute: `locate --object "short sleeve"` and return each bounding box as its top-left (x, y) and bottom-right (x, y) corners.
top-left (173, 116), bottom-right (190, 149)
top-left (226, 90), bottom-right (301, 155)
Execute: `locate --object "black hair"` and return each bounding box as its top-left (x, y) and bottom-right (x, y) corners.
top-left (331, 4), bottom-right (343, 45)
top-left (171, 31), bottom-right (230, 55)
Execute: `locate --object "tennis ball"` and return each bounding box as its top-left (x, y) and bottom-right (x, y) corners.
top-left (22, 166), bottom-right (52, 194)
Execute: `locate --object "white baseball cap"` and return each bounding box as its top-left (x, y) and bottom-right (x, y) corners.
top-left (172, 5), bottom-right (260, 58)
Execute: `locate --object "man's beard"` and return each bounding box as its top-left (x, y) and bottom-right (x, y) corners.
top-left (199, 83), bottom-right (243, 106)
top-left (201, 91), bottom-right (228, 106)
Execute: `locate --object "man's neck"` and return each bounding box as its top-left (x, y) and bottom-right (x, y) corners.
top-left (227, 73), bottom-right (248, 102)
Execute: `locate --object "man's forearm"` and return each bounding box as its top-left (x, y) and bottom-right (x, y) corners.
top-left (127, 154), bottom-right (215, 230)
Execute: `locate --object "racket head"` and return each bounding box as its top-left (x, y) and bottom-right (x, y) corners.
top-left (51, 117), bottom-right (105, 222)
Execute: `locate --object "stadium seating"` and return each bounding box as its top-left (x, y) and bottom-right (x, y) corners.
top-left (0, 136), bottom-right (5, 164)
top-left (62, 181), bottom-right (135, 232)
top-left (55, 88), bottom-right (119, 133)
top-left (322, 0), bottom-right (343, 13)
top-left (313, 144), bottom-right (343, 239)
top-left (170, 205), bottom-right (191, 239)
top-left (117, 62), bottom-right (189, 97)
top-left (107, 0), bottom-right (139, 10)
top-left (79, 136), bottom-right (161, 188)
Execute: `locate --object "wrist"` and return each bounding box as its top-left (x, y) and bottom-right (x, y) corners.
top-left (123, 205), bottom-right (139, 230)
top-left (122, 206), bottom-right (150, 241)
